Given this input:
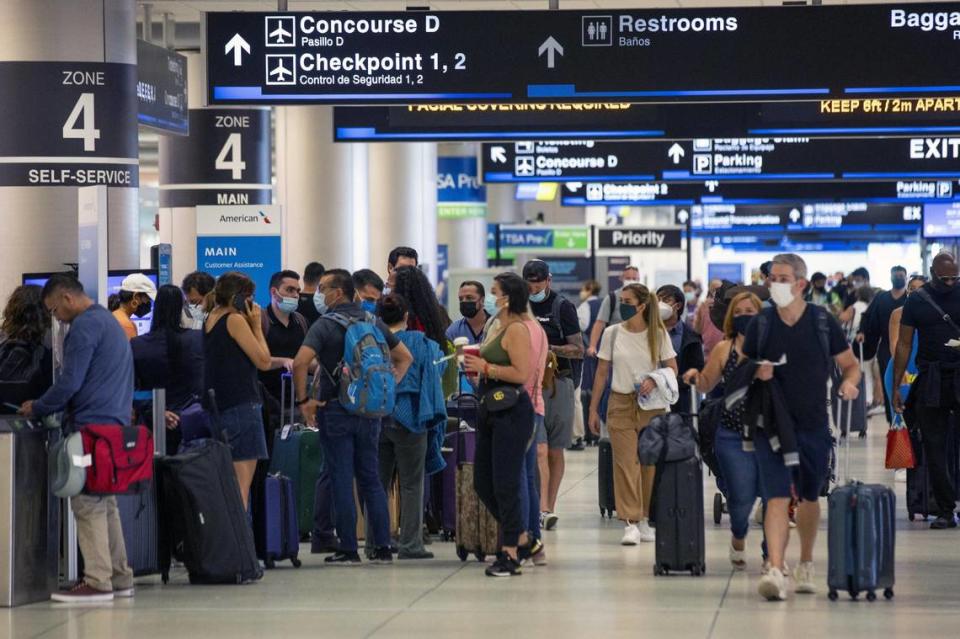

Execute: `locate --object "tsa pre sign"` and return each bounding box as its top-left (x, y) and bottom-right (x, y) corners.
top-left (196, 205), bottom-right (282, 307)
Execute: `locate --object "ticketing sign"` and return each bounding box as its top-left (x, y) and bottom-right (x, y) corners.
top-left (208, 5), bottom-right (960, 106)
top-left (482, 137), bottom-right (960, 183)
top-left (560, 179), bottom-right (958, 206)
top-left (334, 99), bottom-right (960, 142)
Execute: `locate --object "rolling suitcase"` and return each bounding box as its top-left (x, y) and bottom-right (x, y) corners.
top-left (269, 372), bottom-right (324, 537)
top-left (158, 390), bottom-right (262, 585)
top-left (254, 473), bottom-right (302, 569)
top-left (827, 397), bottom-right (895, 601)
top-left (905, 421), bottom-right (960, 521)
top-left (439, 394), bottom-right (479, 540)
top-left (653, 389), bottom-right (705, 577)
top-left (455, 461), bottom-right (500, 562)
top-left (598, 438), bottom-right (616, 518)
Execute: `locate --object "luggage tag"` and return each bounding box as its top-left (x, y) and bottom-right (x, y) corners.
top-left (72, 454), bottom-right (92, 468)
top-left (281, 424), bottom-right (293, 440)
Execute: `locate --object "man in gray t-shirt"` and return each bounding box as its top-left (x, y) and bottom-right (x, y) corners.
top-left (587, 265), bottom-right (640, 357)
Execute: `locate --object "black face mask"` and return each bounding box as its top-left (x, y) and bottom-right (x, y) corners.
top-left (460, 300), bottom-right (480, 319)
top-left (133, 298), bottom-right (152, 318)
top-left (931, 272), bottom-right (957, 295)
top-left (733, 315), bottom-right (753, 336)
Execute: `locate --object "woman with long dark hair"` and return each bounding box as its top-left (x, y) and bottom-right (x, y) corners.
top-left (463, 272), bottom-right (535, 577)
top-left (0, 285), bottom-right (53, 411)
top-left (131, 284), bottom-right (204, 450)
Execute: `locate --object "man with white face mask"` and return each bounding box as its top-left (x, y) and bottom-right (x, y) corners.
top-left (181, 271), bottom-right (215, 330)
top-left (259, 270), bottom-right (309, 408)
top-left (742, 253), bottom-right (861, 602)
top-left (657, 285), bottom-right (704, 414)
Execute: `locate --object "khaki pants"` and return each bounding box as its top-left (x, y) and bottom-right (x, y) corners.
top-left (606, 392), bottom-right (663, 522)
top-left (71, 494), bottom-right (134, 592)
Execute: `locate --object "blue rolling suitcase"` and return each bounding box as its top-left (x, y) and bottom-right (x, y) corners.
top-left (254, 473), bottom-right (302, 569)
top-left (827, 481), bottom-right (896, 601)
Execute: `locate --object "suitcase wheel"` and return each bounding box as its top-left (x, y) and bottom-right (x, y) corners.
top-left (828, 590), bottom-right (838, 601)
top-left (292, 557), bottom-right (302, 568)
top-left (264, 558), bottom-right (276, 570)
top-left (908, 512), bottom-right (916, 522)
top-left (690, 564), bottom-right (703, 577)
top-left (884, 588), bottom-right (894, 600)
top-left (456, 546), bottom-right (469, 562)
top-left (654, 564), bottom-right (666, 576)
top-left (850, 591), bottom-right (859, 601)
top-left (866, 591), bottom-right (877, 602)
top-left (713, 493), bottom-right (723, 525)
top-left (475, 553), bottom-right (486, 562)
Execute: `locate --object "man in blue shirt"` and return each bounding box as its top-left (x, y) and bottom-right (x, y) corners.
top-left (21, 274), bottom-right (135, 603)
top-left (446, 280), bottom-right (490, 345)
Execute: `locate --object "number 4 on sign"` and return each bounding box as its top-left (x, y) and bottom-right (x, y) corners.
top-left (215, 133), bottom-right (246, 180)
top-left (63, 93), bottom-right (100, 152)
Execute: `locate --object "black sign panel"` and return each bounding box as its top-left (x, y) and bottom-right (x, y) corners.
top-left (561, 179), bottom-right (957, 206)
top-left (334, 99), bottom-right (960, 141)
top-left (597, 228), bottom-right (682, 250)
top-left (137, 40), bottom-right (189, 135)
top-left (159, 109), bottom-right (271, 207)
top-left (482, 137), bottom-right (960, 183)
top-left (689, 202), bottom-right (921, 234)
top-left (208, 6), bottom-right (960, 106)
top-left (0, 62), bottom-right (138, 187)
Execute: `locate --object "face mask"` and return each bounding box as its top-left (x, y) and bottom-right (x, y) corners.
top-left (931, 272), bottom-right (957, 294)
top-left (579, 290), bottom-right (590, 302)
top-left (382, 286), bottom-right (392, 296)
top-left (684, 291), bottom-right (696, 303)
top-left (483, 293), bottom-right (499, 316)
top-left (733, 315), bottom-right (753, 336)
top-left (891, 276), bottom-right (906, 290)
top-left (314, 289), bottom-right (329, 315)
top-left (460, 300), bottom-right (480, 319)
top-left (186, 303), bottom-right (205, 326)
top-left (529, 289), bottom-right (547, 304)
top-left (360, 300), bottom-right (377, 314)
top-left (658, 301), bottom-right (675, 321)
top-left (620, 303), bottom-right (638, 321)
top-left (770, 282), bottom-right (796, 307)
top-left (277, 296), bottom-right (299, 314)
top-left (133, 298), bottom-right (152, 318)
top-left (622, 279), bottom-right (639, 288)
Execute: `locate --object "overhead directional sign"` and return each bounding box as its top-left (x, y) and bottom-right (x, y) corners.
top-left (334, 98), bottom-right (960, 142)
top-left (690, 202), bottom-right (921, 234)
top-left (560, 179), bottom-right (958, 206)
top-left (208, 5), bottom-right (960, 106)
top-left (597, 227), bottom-right (682, 250)
top-left (482, 137), bottom-right (960, 183)
top-left (487, 224), bottom-right (590, 258)
top-left (137, 40), bottom-right (188, 135)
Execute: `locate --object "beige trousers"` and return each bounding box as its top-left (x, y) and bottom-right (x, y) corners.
top-left (606, 392), bottom-right (663, 522)
top-left (71, 494), bottom-right (134, 592)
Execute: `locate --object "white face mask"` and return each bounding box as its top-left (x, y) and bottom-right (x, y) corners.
top-left (622, 279), bottom-right (639, 288)
top-left (770, 282), bottom-right (796, 307)
top-left (658, 301), bottom-right (675, 321)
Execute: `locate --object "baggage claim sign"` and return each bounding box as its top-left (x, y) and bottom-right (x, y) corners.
top-left (207, 6), bottom-right (960, 106)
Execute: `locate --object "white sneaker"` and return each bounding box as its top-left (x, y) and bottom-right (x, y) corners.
top-left (895, 469), bottom-right (907, 483)
top-left (637, 520), bottom-right (656, 543)
top-left (758, 567), bottom-right (788, 601)
top-left (794, 561), bottom-right (817, 594)
top-left (729, 544), bottom-right (747, 571)
top-left (543, 512), bottom-right (559, 531)
top-left (621, 524), bottom-right (642, 546)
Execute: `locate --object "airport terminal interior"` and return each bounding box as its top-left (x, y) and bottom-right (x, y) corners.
top-left (4, 0), bottom-right (960, 637)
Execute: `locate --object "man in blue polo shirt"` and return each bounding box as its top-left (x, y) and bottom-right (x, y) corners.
top-left (446, 280), bottom-right (490, 346)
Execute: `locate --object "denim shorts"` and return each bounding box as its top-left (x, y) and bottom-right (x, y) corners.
top-left (754, 427), bottom-right (832, 503)
top-left (219, 402), bottom-right (268, 461)
top-left (534, 414), bottom-right (547, 445)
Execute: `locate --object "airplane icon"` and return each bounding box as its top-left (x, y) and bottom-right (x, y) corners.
top-left (269, 24), bottom-right (292, 43)
top-left (265, 54), bottom-right (296, 85)
top-left (265, 16), bottom-right (295, 47)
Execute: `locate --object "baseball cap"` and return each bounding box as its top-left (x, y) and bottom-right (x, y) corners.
top-left (120, 273), bottom-right (157, 300)
top-left (522, 260), bottom-right (551, 282)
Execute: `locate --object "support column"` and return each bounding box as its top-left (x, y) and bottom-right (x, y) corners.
top-left (275, 105), bottom-right (368, 273)
top-left (0, 0), bottom-right (139, 299)
top-left (368, 143), bottom-right (438, 282)
top-left (437, 143), bottom-right (486, 271)
top-left (158, 53), bottom-right (271, 285)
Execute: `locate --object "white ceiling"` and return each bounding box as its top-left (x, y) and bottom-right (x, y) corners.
top-left (140, 0), bottom-right (954, 22)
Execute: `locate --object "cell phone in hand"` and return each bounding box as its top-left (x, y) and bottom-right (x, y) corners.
top-left (233, 294), bottom-right (248, 313)
top-left (3, 402), bottom-right (21, 412)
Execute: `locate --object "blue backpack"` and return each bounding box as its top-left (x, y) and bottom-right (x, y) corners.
top-left (323, 312), bottom-right (396, 417)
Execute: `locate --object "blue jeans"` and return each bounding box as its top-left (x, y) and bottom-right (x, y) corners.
top-left (715, 427), bottom-right (763, 541)
top-left (317, 402), bottom-right (391, 552)
top-left (312, 469), bottom-right (338, 546)
top-left (519, 415), bottom-right (543, 541)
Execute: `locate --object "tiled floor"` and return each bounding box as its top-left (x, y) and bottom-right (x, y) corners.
top-left (5, 416), bottom-right (960, 638)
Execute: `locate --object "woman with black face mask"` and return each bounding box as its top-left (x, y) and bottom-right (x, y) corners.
top-left (683, 292), bottom-right (769, 572)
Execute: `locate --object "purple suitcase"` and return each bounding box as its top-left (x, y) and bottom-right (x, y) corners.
top-left (437, 394), bottom-right (479, 539)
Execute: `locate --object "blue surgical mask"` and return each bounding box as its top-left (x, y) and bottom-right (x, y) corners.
top-left (360, 299), bottom-right (377, 314)
top-left (620, 303), bottom-right (638, 321)
top-left (277, 296), bottom-right (299, 314)
top-left (529, 289), bottom-right (548, 303)
top-left (483, 293), bottom-right (499, 316)
top-left (313, 290), bottom-right (328, 315)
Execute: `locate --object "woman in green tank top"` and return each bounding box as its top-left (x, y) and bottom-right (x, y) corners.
top-left (462, 273), bottom-right (535, 578)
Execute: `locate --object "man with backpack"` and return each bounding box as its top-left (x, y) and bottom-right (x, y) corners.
top-left (292, 269), bottom-right (413, 564)
top-left (742, 254), bottom-right (860, 601)
top-left (587, 265), bottom-right (640, 357)
top-left (525, 260), bottom-right (584, 530)
top-left (20, 274), bottom-right (135, 602)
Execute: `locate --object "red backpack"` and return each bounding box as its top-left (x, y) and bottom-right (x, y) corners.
top-left (80, 425), bottom-right (154, 494)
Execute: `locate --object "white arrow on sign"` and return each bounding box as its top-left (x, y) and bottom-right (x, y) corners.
top-left (538, 36), bottom-right (564, 69)
top-left (225, 33), bottom-right (251, 67)
top-left (490, 146), bottom-right (507, 163)
top-left (668, 143), bottom-right (685, 165)
top-left (789, 208), bottom-right (801, 223)
top-left (677, 209), bottom-right (690, 224)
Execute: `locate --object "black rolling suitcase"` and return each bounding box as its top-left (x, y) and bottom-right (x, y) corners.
top-left (653, 389), bottom-right (705, 577)
top-left (598, 437), bottom-right (616, 518)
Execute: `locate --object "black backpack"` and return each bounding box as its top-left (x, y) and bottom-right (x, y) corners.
top-left (0, 338), bottom-right (43, 383)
